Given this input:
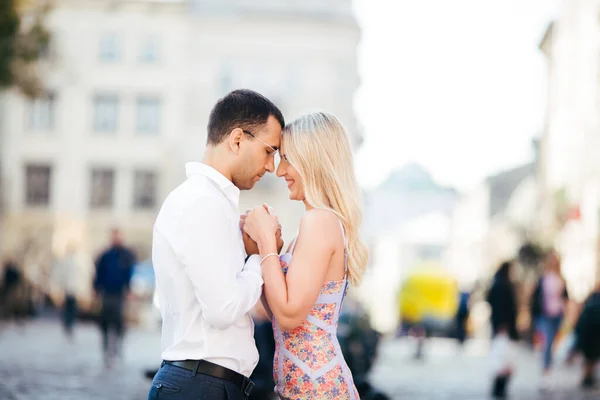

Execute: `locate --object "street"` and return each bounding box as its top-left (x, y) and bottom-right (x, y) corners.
top-left (370, 336), bottom-right (599, 399)
top-left (0, 319), bottom-right (598, 399)
top-left (0, 319), bottom-right (159, 400)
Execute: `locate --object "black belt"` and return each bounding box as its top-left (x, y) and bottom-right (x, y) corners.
top-left (163, 360), bottom-right (255, 396)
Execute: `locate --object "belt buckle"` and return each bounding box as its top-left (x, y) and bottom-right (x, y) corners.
top-left (243, 380), bottom-right (255, 396)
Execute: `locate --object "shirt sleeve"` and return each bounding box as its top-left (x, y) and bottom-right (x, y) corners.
top-left (170, 196), bottom-right (263, 329)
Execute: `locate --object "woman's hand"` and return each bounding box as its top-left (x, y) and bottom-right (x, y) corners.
top-left (243, 206), bottom-right (279, 253)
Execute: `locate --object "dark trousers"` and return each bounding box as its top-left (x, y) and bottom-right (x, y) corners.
top-left (249, 321), bottom-right (275, 400)
top-left (99, 293), bottom-right (125, 359)
top-left (63, 295), bottom-right (77, 335)
top-left (148, 362), bottom-right (248, 400)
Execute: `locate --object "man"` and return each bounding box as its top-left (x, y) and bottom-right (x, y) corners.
top-left (149, 89), bottom-right (284, 400)
top-left (94, 228), bottom-right (136, 367)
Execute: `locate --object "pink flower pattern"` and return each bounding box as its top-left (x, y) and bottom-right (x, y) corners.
top-left (273, 258), bottom-right (359, 399)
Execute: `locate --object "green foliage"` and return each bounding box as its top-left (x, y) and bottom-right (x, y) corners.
top-left (0, 0), bottom-right (51, 98)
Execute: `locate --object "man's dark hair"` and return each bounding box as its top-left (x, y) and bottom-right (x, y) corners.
top-left (207, 89), bottom-right (285, 145)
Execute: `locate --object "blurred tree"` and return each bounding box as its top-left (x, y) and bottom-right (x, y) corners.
top-left (0, 0), bottom-right (51, 98)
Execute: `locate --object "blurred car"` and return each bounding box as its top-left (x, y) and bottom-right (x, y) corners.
top-left (397, 265), bottom-right (459, 337)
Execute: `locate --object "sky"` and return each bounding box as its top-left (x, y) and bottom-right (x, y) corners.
top-left (353, 0), bottom-right (561, 191)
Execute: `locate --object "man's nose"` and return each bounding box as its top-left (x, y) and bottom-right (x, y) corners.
top-left (265, 157), bottom-right (275, 172)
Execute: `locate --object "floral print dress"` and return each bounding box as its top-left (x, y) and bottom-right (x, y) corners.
top-left (271, 219), bottom-right (359, 400)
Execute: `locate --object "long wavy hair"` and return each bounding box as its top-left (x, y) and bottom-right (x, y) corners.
top-left (282, 112), bottom-right (368, 285)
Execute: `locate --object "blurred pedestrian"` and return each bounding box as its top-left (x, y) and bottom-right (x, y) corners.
top-left (486, 260), bottom-right (518, 398)
top-left (94, 228), bottom-right (136, 368)
top-left (574, 281), bottom-right (600, 389)
top-left (53, 242), bottom-right (82, 339)
top-left (455, 289), bottom-right (470, 346)
top-left (1, 259), bottom-right (26, 325)
top-left (249, 302), bottom-right (276, 400)
top-left (530, 250), bottom-right (569, 389)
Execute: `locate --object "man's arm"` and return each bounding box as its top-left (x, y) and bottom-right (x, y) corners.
top-left (170, 197), bottom-right (263, 330)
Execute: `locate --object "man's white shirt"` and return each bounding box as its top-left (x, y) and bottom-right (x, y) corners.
top-left (152, 162), bottom-right (263, 377)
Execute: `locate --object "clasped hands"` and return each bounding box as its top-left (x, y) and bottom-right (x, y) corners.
top-left (240, 204), bottom-right (284, 256)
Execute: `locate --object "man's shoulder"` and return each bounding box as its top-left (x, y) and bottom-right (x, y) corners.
top-left (156, 176), bottom-right (229, 225)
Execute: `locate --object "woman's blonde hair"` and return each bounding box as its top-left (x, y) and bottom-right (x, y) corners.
top-left (282, 112), bottom-right (368, 285)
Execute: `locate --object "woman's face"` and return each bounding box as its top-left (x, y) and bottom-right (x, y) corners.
top-left (276, 138), bottom-right (305, 201)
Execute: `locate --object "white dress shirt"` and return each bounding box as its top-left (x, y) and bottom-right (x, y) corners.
top-left (152, 162), bottom-right (263, 377)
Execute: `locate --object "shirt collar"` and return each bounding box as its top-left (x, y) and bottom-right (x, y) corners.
top-left (185, 162), bottom-right (240, 206)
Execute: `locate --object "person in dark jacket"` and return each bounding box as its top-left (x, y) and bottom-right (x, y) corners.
top-left (486, 261), bottom-right (518, 398)
top-left (94, 228), bottom-right (136, 367)
top-left (455, 290), bottom-right (470, 345)
top-left (1, 259), bottom-right (25, 323)
top-left (574, 281), bottom-right (600, 389)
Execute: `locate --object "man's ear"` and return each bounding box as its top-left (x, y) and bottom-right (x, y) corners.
top-left (229, 128), bottom-right (244, 154)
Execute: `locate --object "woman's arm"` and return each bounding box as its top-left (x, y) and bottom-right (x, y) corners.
top-left (257, 209), bottom-right (339, 331)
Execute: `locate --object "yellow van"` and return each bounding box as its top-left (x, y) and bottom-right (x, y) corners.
top-left (397, 265), bottom-right (459, 335)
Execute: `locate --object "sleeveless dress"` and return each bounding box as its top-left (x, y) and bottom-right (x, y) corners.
top-left (272, 218), bottom-right (359, 399)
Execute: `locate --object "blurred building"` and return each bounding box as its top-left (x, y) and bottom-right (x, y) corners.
top-left (361, 164), bottom-right (458, 332)
top-left (535, 0), bottom-right (600, 300)
top-left (0, 0), bottom-right (361, 290)
top-left (445, 162), bottom-right (537, 288)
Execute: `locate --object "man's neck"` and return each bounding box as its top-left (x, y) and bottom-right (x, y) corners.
top-left (202, 147), bottom-right (233, 182)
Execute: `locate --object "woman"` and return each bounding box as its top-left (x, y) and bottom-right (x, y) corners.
top-left (486, 261), bottom-right (518, 398)
top-left (531, 250), bottom-right (568, 388)
top-left (243, 112), bottom-right (368, 399)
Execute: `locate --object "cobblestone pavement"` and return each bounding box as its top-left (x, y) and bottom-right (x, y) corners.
top-left (369, 337), bottom-right (600, 399)
top-left (1, 319), bottom-right (599, 399)
top-left (0, 319), bottom-right (161, 400)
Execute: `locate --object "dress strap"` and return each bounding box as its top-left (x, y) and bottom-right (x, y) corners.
top-left (288, 236), bottom-right (298, 254)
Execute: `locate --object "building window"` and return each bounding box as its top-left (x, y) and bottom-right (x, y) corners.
top-left (98, 33), bottom-right (121, 62)
top-left (29, 92), bottom-right (55, 131)
top-left (93, 94), bottom-right (119, 133)
top-left (139, 36), bottom-right (160, 64)
top-left (25, 164), bottom-right (51, 206)
top-left (90, 168), bottom-right (115, 208)
top-left (133, 170), bottom-right (156, 209)
top-left (136, 96), bottom-right (161, 134)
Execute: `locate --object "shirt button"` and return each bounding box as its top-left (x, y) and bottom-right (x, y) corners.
top-left (157, 384), bottom-right (163, 389)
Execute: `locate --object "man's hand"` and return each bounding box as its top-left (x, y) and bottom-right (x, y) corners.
top-left (240, 212), bottom-right (259, 256)
top-left (242, 205), bottom-right (284, 254)
top-left (276, 222), bottom-right (284, 254)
